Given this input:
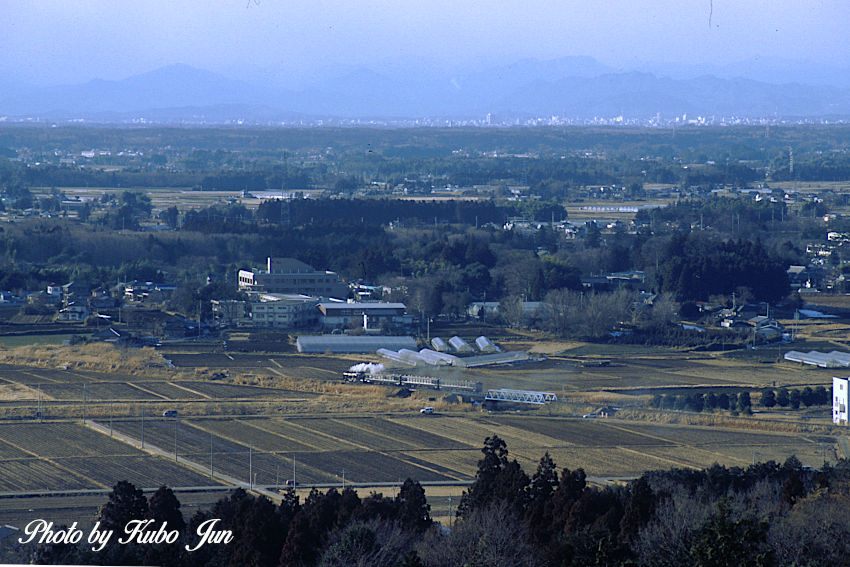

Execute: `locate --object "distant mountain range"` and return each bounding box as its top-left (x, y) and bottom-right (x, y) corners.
top-left (2, 57), bottom-right (850, 124)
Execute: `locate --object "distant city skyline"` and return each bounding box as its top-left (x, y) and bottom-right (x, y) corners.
top-left (2, 1), bottom-right (849, 86)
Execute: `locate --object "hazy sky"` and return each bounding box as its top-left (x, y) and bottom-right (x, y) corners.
top-left (3, 0), bottom-right (849, 85)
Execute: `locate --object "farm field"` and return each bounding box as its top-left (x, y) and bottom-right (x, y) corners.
top-left (0, 333), bottom-right (89, 348)
top-left (34, 187), bottom-right (325, 216)
top-left (76, 413), bottom-right (838, 488)
top-left (162, 352), bottom-right (356, 377)
top-left (0, 421), bottom-right (223, 492)
top-left (1, 339), bottom-right (834, 414)
top-left (468, 350), bottom-right (837, 398)
top-left (0, 362), bottom-right (323, 413)
top-left (0, 337), bottom-right (844, 530)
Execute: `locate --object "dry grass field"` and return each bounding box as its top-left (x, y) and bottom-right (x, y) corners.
top-left (0, 336), bottom-right (846, 523)
top-left (30, 187), bottom-right (323, 216)
top-left (63, 413), bottom-right (835, 491)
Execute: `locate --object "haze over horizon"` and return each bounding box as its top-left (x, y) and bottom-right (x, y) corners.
top-left (3, 1), bottom-right (850, 122)
top-left (3, 0), bottom-right (848, 86)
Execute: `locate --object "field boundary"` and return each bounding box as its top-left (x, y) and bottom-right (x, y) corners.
top-left (126, 382), bottom-right (170, 400)
top-left (80, 419), bottom-right (289, 501)
top-left (0, 428), bottom-right (109, 489)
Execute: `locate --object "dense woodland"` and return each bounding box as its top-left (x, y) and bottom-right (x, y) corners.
top-left (16, 436), bottom-right (850, 567)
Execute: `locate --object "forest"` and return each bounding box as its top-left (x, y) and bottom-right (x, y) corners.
top-left (17, 436), bottom-right (850, 567)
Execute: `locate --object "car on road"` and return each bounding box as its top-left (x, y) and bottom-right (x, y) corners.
top-left (420, 407), bottom-right (435, 415)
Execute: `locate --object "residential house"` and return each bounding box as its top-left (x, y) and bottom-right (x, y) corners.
top-left (57, 302), bottom-right (89, 322)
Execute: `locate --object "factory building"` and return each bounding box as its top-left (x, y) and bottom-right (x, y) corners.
top-left (238, 257), bottom-right (349, 299)
top-left (318, 301), bottom-right (414, 332)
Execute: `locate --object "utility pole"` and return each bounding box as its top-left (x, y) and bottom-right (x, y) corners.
top-left (174, 415), bottom-right (178, 462)
top-left (141, 407), bottom-right (145, 449)
top-left (37, 384), bottom-right (41, 423)
top-left (249, 444), bottom-right (253, 490)
top-left (82, 383), bottom-right (87, 423)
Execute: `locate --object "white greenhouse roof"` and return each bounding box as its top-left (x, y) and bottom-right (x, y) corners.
top-left (784, 350), bottom-right (850, 368)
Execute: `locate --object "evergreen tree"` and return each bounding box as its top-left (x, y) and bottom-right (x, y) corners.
top-left (144, 486), bottom-right (187, 567)
top-left (397, 478), bottom-right (431, 533)
top-left (790, 388), bottom-right (802, 409)
top-left (147, 485), bottom-right (186, 533)
top-left (99, 480), bottom-right (149, 533)
top-left (457, 435), bottom-right (509, 516)
top-left (776, 388), bottom-right (790, 408)
top-left (619, 477), bottom-right (655, 542)
top-left (801, 386), bottom-right (815, 407)
top-left (525, 455), bottom-right (560, 547)
top-left (761, 389), bottom-right (777, 408)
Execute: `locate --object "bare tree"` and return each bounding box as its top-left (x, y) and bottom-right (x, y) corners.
top-left (499, 295), bottom-right (526, 329)
top-left (318, 519), bottom-right (416, 567)
top-left (646, 292), bottom-right (678, 329)
top-left (418, 502), bottom-right (539, 567)
top-left (633, 487), bottom-right (713, 567)
top-left (769, 492), bottom-right (850, 566)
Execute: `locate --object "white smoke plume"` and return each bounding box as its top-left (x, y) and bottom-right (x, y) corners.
top-left (348, 362), bottom-right (385, 375)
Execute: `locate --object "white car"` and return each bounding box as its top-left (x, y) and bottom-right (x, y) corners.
top-left (420, 407), bottom-right (435, 415)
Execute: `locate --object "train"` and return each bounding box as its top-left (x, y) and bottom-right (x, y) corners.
top-left (342, 370), bottom-right (483, 393)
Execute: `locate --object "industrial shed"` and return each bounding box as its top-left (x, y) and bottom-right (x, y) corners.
top-left (296, 335), bottom-right (417, 354)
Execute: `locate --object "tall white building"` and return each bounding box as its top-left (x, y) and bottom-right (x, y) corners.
top-left (833, 377), bottom-right (848, 424)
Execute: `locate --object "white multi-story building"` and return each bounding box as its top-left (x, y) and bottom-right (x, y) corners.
top-left (249, 293), bottom-right (319, 329)
top-left (238, 258), bottom-right (349, 299)
top-left (833, 377), bottom-right (848, 424)
top-left (212, 293), bottom-right (320, 329)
